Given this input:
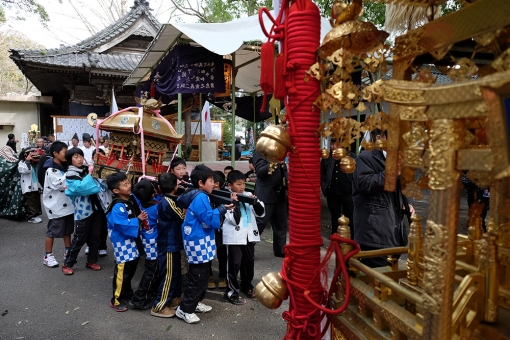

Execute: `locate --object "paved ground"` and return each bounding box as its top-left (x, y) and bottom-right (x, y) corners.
top-left (0, 161), bottom-right (477, 340)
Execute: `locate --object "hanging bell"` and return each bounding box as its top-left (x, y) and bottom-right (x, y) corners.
top-left (255, 271), bottom-right (289, 309)
top-left (332, 147), bottom-right (347, 160)
top-left (365, 141), bottom-right (375, 151)
top-left (340, 155), bottom-right (356, 173)
top-left (375, 139), bottom-right (387, 151)
top-left (256, 125), bottom-right (291, 163)
top-left (321, 148), bottom-right (330, 159)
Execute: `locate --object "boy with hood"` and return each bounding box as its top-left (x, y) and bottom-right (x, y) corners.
top-left (41, 141), bottom-right (74, 268)
top-left (175, 164), bottom-right (235, 324)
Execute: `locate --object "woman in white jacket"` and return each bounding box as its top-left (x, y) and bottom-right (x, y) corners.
top-left (222, 170), bottom-right (265, 305)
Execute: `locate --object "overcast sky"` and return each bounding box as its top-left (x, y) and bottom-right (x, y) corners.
top-left (3, 0), bottom-right (196, 48)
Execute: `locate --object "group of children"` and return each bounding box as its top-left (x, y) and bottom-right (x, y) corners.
top-left (34, 140), bottom-right (265, 324)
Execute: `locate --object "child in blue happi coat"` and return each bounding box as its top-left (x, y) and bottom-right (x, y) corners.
top-left (62, 147), bottom-right (103, 275)
top-left (129, 179), bottom-right (160, 310)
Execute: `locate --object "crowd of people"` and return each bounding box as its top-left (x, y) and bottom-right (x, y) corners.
top-left (0, 132), bottom-right (285, 325)
top-left (1, 127), bottom-right (489, 324)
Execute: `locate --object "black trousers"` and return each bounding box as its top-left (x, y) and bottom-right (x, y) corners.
top-left (111, 258), bottom-right (139, 306)
top-left (65, 211), bottom-right (100, 267)
top-left (24, 191), bottom-right (41, 220)
top-left (131, 258), bottom-right (159, 307)
top-left (97, 208), bottom-right (108, 250)
top-left (153, 251), bottom-right (182, 312)
top-left (180, 262), bottom-right (209, 314)
top-left (225, 243), bottom-right (255, 299)
top-left (326, 190), bottom-right (354, 235)
top-left (209, 244), bottom-right (227, 279)
top-left (256, 194), bottom-right (288, 257)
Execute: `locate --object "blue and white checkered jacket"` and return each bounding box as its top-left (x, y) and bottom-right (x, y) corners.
top-left (65, 166), bottom-right (101, 221)
top-left (133, 195), bottom-right (158, 261)
top-left (106, 198), bottom-right (140, 264)
top-left (177, 189), bottom-right (227, 264)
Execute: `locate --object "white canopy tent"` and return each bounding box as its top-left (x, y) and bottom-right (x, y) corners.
top-left (124, 11), bottom-right (332, 163)
top-left (124, 11), bottom-right (332, 93)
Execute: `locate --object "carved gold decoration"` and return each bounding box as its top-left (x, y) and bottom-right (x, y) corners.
top-left (465, 170), bottom-right (492, 189)
top-left (399, 106), bottom-right (428, 121)
top-left (447, 58), bottom-right (478, 82)
top-left (403, 148), bottom-right (424, 169)
top-left (428, 119), bottom-right (459, 190)
top-left (430, 44), bottom-right (452, 60)
top-left (393, 26), bottom-right (425, 61)
top-left (407, 214), bottom-right (423, 286)
top-left (422, 220), bottom-right (448, 315)
top-left (403, 122), bottom-right (428, 148)
top-left (492, 46), bottom-right (510, 72)
top-left (414, 68), bottom-right (436, 84)
top-left (402, 181), bottom-right (424, 200)
top-left (382, 87), bottom-right (425, 104)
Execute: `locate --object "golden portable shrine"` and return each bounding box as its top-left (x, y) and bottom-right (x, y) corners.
top-left (86, 97), bottom-right (183, 182)
top-left (252, 0), bottom-right (510, 339)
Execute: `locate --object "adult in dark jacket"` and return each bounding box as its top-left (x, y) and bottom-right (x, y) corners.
top-left (234, 137), bottom-right (243, 161)
top-left (253, 150), bottom-right (288, 257)
top-left (6, 133), bottom-right (18, 153)
top-left (352, 130), bottom-right (414, 268)
top-left (321, 137), bottom-right (355, 235)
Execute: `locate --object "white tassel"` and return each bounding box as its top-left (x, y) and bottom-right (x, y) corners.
top-left (384, 3), bottom-right (442, 35)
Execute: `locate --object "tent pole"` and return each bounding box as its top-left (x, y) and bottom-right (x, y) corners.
top-left (231, 53), bottom-right (236, 168)
top-left (178, 92), bottom-right (182, 157)
top-left (199, 94), bottom-right (203, 162)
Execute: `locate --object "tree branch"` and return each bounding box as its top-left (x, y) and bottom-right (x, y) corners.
top-left (169, 0), bottom-right (210, 23)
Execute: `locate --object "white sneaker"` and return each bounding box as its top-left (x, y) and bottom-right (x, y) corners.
top-left (85, 246), bottom-right (89, 255)
top-left (98, 249), bottom-right (107, 257)
top-left (28, 217), bottom-right (42, 223)
top-left (176, 306), bottom-right (200, 324)
top-left (43, 253), bottom-right (59, 268)
top-left (195, 302), bottom-right (212, 313)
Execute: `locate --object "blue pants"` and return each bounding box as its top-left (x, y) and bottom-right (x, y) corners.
top-left (153, 251), bottom-right (182, 312)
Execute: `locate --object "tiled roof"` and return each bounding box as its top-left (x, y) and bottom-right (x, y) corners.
top-left (10, 50), bottom-right (143, 72)
top-left (10, 0), bottom-right (159, 72)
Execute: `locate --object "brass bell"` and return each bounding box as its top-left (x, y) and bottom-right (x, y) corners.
top-left (256, 125), bottom-right (291, 163)
top-left (365, 141), bottom-right (375, 151)
top-left (340, 155), bottom-right (356, 173)
top-left (375, 139), bottom-right (386, 151)
top-left (321, 148), bottom-right (330, 159)
top-left (332, 147), bottom-right (347, 160)
top-left (255, 272), bottom-right (289, 309)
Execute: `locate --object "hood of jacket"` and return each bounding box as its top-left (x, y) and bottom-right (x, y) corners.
top-left (43, 157), bottom-right (67, 172)
top-left (177, 188), bottom-right (202, 209)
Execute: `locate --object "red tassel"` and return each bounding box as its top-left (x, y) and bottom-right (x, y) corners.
top-left (274, 53), bottom-right (287, 100)
top-left (150, 81), bottom-right (155, 98)
top-left (260, 41), bottom-right (275, 96)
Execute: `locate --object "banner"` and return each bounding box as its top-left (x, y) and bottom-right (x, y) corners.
top-left (201, 101), bottom-right (212, 141)
top-left (151, 45), bottom-right (225, 96)
top-left (111, 87), bottom-right (118, 113)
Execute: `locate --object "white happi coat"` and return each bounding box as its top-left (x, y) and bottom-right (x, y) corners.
top-left (43, 166), bottom-right (74, 219)
top-left (18, 161), bottom-right (40, 194)
top-left (222, 193), bottom-right (265, 245)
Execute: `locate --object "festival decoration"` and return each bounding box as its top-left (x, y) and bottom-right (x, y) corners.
top-left (87, 93), bottom-right (183, 183)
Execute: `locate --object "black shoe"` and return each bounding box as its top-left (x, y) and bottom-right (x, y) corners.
top-left (241, 288), bottom-right (256, 299)
top-left (223, 293), bottom-right (246, 305)
top-left (128, 300), bottom-right (152, 310)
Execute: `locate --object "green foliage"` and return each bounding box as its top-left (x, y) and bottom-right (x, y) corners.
top-left (0, 0), bottom-right (62, 25)
top-left (202, 0), bottom-right (273, 23)
top-left (313, 1), bottom-right (385, 28)
top-left (441, 0), bottom-right (462, 15)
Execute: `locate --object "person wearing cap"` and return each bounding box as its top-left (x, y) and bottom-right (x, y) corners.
top-left (80, 133), bottom-right (94, 166)
top-left (320, 137), bottom-right (355, 235)
top-left (71, 133), bottom-right (80, 149)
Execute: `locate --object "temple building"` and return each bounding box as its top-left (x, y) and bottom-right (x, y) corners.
top-left (9, 0), bottom-right (160, 135)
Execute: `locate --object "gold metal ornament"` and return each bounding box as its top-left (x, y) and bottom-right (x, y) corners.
top-left (375, 139), bottom-right (387, 150)
top-left (340, 155), bottom-right (356, 173)
top-left (332, 147), bottom-right (347, 160)
top-left (255, 272), bottom-right (289, 310)
top-left (256, 125), bottom-right (291, 163)
top-left (321, 148), bottom-right (330, 159)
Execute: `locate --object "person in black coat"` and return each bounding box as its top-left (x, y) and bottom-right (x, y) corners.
top-left (352, 129), bottom-right (414, 268)
top-left (320, 137), bottom-right (355, 235)
top-left (6, 134), bottom-right (18, 153)
top-left (253, 150), bottom-right (288, 257)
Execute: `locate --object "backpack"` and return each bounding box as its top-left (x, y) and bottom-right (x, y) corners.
top-left (37, 154), bottom-right (52, 189)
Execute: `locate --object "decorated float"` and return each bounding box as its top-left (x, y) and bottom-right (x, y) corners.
top-left (253, 0), bottom-right (510, 339)
top-left (87, 95), bottom-right (183, 183)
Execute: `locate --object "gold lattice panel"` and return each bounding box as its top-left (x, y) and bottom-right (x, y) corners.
top-left (109, 132), bottom-right (168, 153)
